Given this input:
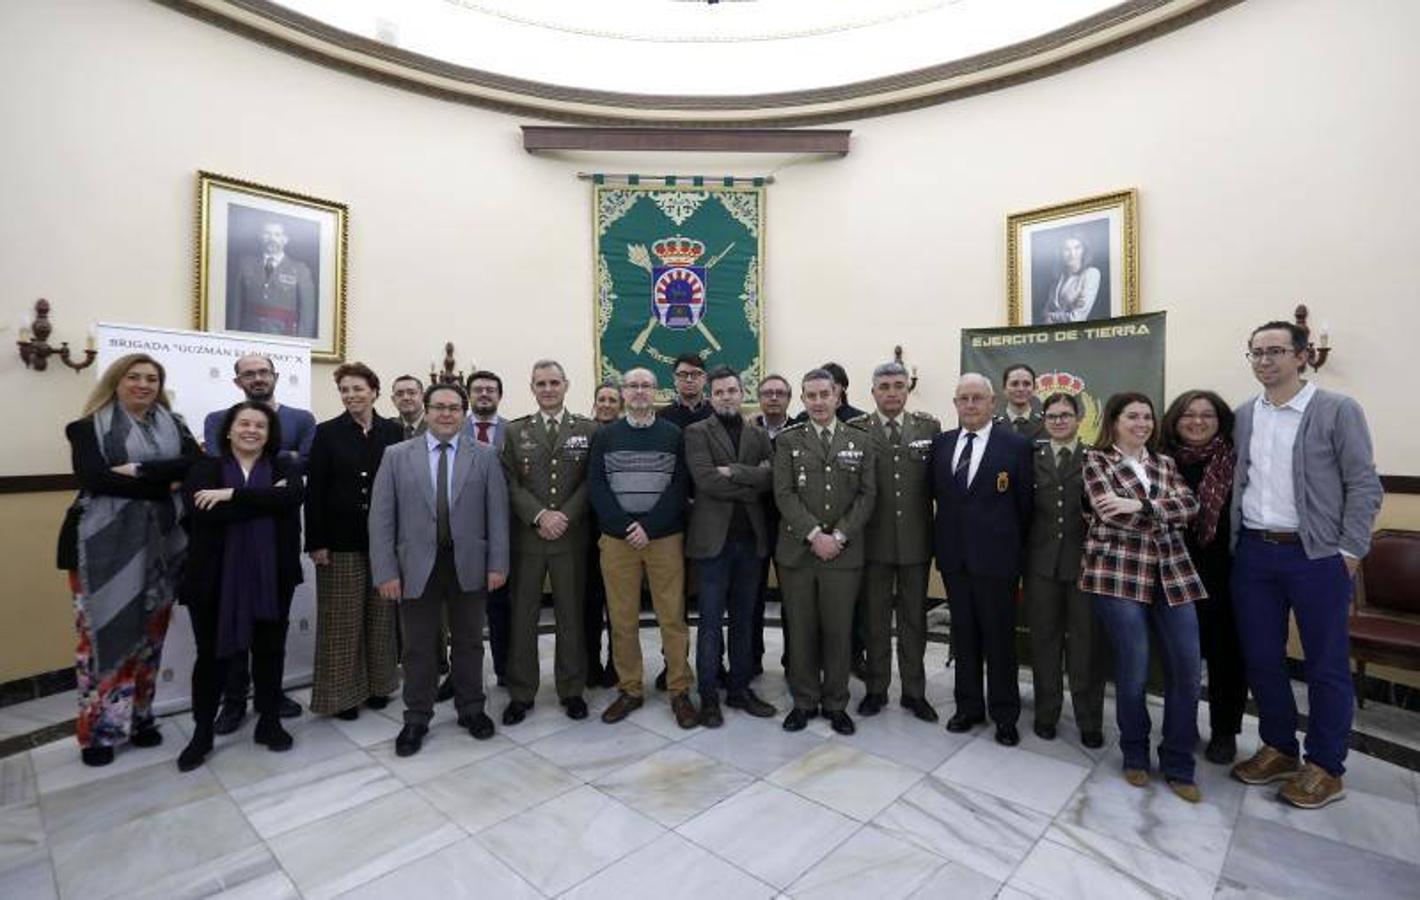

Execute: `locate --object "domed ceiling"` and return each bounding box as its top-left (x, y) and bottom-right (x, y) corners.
top-left (184, 0), bottom-right (1233, 122)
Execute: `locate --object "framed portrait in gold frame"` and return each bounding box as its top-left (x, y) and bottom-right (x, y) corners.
top-left (1007, 189), bottom-right (1138, 327)
top-left (195, 171), bottom-right (348, 362)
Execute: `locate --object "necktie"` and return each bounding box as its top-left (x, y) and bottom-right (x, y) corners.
top-left (436, 442), bottom-right (451, 548)
top-left (476, 421), bottom-right (491, 445)
top-left (264, 258), bottom-right (275, 281)
top-left (1014, 416), bottom-right (1029, 432)
top-left (1057, 446), bottom-right (1071, 469)
top-left (546, 416), bottom-right (558, 442)
top-left (954, 431), bottom-right (976, 491)
top-left (820, 427), bottom-right (833, 456)
top-left (887, 420), bottom-right (901, 447)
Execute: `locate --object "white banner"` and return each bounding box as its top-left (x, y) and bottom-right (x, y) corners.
top-left (95, 323), bottom-right (317, 714)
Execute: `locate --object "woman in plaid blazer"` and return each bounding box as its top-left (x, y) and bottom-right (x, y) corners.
top-left (1080, 392), bottom-right (1206, 802)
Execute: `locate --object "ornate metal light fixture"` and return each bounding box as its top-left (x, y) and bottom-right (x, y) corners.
top-left (16, 298), bottom-right (97, 372)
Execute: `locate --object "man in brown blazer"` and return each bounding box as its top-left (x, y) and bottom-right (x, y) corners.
top-left (684, 368), bottom-right (778, 726)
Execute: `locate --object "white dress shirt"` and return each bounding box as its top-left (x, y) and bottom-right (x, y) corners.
top-left (1114, 446), bottom-right (1152, 494)
top-left (951, 420), bottom-right (993, 487)
top-left (1241, 381), bottom-right (1316, 530)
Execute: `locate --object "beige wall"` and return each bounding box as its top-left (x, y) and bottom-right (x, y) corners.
top-left (1, 0), bottom-right (1418, 681)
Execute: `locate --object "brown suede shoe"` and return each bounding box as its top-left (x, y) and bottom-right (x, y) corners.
top-left (1278, 762), bottom-right (1346, 809)
top-left (1166, 778), bottom-right (1201, 803)
top-left (671, 693), bottom-right (699, 730)
top-left (1230, 745), bottom-right (1302, 785)
top-left (1123, 768), bottom-right (1150, 788)
top-left (601, 692), bottom-right (644, 724)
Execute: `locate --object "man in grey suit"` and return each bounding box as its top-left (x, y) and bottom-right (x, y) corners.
top-left (684, 367), bottom-right (778, 726)
top-left (370, 383), bottom-right (510, 757)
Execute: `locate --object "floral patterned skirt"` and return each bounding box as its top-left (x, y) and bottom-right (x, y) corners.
top-left (71, 571), bottom-right (173, 749)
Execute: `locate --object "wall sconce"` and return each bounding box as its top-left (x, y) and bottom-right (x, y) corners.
top-left (1293, 303), bottom-right (1331, 372)
top-left (429, 342), bottom-right (470, 387)
top-left (16, 298), bottom-right (97, 372)
top-left (892, 344), bottom-right (919, 393)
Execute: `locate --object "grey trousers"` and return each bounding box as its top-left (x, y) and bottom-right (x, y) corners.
top-left (400, 549), bottom-right (486, 726)
top-left (1025, 573), bottom-right (1105, 732)
top-left (863, 562), bottom-right (930, 699)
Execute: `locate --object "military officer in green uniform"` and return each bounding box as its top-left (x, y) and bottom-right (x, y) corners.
top-left (500, 359), bottom-right (600, 724)
top-left (1000, 363), bottom-right (1044, 440)
top-left (850, 361), bottom-right (941, 722)
top-left (231, 221), bottom-right (317, 338)
top-left (774, 369), bottom-right (875, 736)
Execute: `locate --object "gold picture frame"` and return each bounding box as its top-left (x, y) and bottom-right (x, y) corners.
top-left (195, 171), bottom-right (348, 362)
top-left (1007, 189), bottom-right (1138, 326)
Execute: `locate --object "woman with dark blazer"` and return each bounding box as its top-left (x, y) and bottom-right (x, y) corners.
top-left (1080, 392), bottom-right (1206, 802)
top-left (63, 353), bottom-right (201, 768)
top-left (177, 401), bottom-right (304, 771)
top-left (304, 362), bottom-right (404, 719)
top-left (1161, 389), bottom-right (1247, 765)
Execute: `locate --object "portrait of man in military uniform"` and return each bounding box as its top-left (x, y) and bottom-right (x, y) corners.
top-left (226, 209), bottom-right (319, 339)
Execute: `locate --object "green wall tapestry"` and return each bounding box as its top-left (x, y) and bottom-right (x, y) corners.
top-left (594, 179), bottom-right (765, 403)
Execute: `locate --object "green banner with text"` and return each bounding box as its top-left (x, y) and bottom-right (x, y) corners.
top-left (594, 182), bottom-right (765, 403)
top-left (960, 312), bottom-right (1166, 444)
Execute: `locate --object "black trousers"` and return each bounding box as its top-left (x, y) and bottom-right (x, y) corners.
top-left (190, 598), bottom-right (289, 730)
top-left (583, 540), bottom-right (615, 673)
top-left (1196, 591), bottom-right (1247, 736)
top-left (946, 572), bottom-right (1021, 725)
top-left (486, 582), bottom-right (511, 678)
top-left (402, 548), bottom-right (486, 725)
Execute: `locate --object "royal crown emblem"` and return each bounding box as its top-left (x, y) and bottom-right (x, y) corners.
top-left (1035, 370), bottom-right (1102, 442)
top-left (650, 235), bottom-right (708, 330)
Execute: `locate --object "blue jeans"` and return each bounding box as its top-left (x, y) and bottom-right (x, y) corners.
top-left (1092, 592), bottom-right (1201, 783)
top-left (696, 539), bottom-right (762, 697)
top-left (1231, 531), bottom-right (1355, 776)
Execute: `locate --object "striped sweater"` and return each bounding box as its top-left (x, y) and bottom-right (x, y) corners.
top-left (588, 417), bottom-right (688, 539)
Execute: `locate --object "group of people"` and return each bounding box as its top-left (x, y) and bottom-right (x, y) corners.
top-left (61, 318), bottom-right (1381, 810)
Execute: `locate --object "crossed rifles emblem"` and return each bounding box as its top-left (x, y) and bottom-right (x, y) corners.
top-left (627, 235), bottom-right (734, 354)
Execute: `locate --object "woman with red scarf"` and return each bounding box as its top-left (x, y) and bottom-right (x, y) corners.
top-left (177, 401), bottom-right (305, 771)
top-left (1162, 389), bottom-right (1247, 765)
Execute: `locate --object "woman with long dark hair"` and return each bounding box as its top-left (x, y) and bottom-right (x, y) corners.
top-left (1161, 389), bottom-right (1247, 764)
top-left (63, 353), bottom-right (201, 767)
top-left (1080, 392), bottom-right (1207, 801)
top-left (177, 401), bottom-right (305, 770)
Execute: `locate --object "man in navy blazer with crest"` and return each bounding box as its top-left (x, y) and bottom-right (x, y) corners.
top-left (932, 373), bottom-right (1034, 745)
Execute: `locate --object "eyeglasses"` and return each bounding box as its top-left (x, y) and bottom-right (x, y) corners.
top-left (1044, 413), bottom-right (1076, 422)
top-left (1179, 412), bottom-right (1218, 421)
top-left (426, 403), bottom-right (463, 414)
top-left (1245, 347), bottom-right (1296, 363)
top-left (623, 382), bottom-right (656, 391)
top-left (674, 370), bottom-right (705, 381)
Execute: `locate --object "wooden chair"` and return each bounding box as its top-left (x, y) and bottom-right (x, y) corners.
top-left (1352, 529), bottom-right (1420, 707)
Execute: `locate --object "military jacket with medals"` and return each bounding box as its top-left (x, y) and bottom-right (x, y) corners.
top-left (773, 418), bottom-right (876, 570)
top-left (500, 411), bottom-right (599, 555)
top-left (850, 410), bottom-right (941, 565)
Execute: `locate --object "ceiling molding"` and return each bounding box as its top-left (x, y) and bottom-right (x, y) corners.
top-left (158, 0), bottom-right (1243, 126)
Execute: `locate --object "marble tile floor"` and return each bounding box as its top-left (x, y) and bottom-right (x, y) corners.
top-left (0, 632), bottom-right (1417, 899)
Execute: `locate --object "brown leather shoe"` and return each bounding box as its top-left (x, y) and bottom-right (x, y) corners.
top-left (601, 692), bottom-right (644, 724)
top-left (1123, 768), bottom-right (1150, 788)
top-left (671, 693), bottom-right (699, 730)
top-left (1278, 762), bottom-right (1346, 809)
top-left (1231, 745), bottom-right (1301, 785)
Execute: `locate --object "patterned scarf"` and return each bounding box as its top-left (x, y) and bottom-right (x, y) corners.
top-left (76, 403), bottom-right (188, 672)
top-left (1172, 435), bottom-right (1235, 545)
top-left (217, 456), bottom-right (279, 658)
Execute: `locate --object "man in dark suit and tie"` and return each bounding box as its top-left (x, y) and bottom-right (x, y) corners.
top-left (684, 367), bottom-right (778, 726)
top-left (932, 372), bottom-right (1034, 745)
top-left (369, 383), bottom-right (510, 756)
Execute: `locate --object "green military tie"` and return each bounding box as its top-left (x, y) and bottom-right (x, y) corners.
top-left (887, 420), bottom-right (902, 447)
top-left (545, 415), bottom-right (559, 446)
top-left (1057, 445), bottom-right (1071, 469)
top-left (820, 427), bottom-right (833, 456)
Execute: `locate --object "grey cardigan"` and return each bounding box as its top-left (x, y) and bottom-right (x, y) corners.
top-left (1229, 386), bottom-right (1383, 560)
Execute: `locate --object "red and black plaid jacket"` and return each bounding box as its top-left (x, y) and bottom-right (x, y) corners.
top-left (1078, 447), bottom-right (1206, 606)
